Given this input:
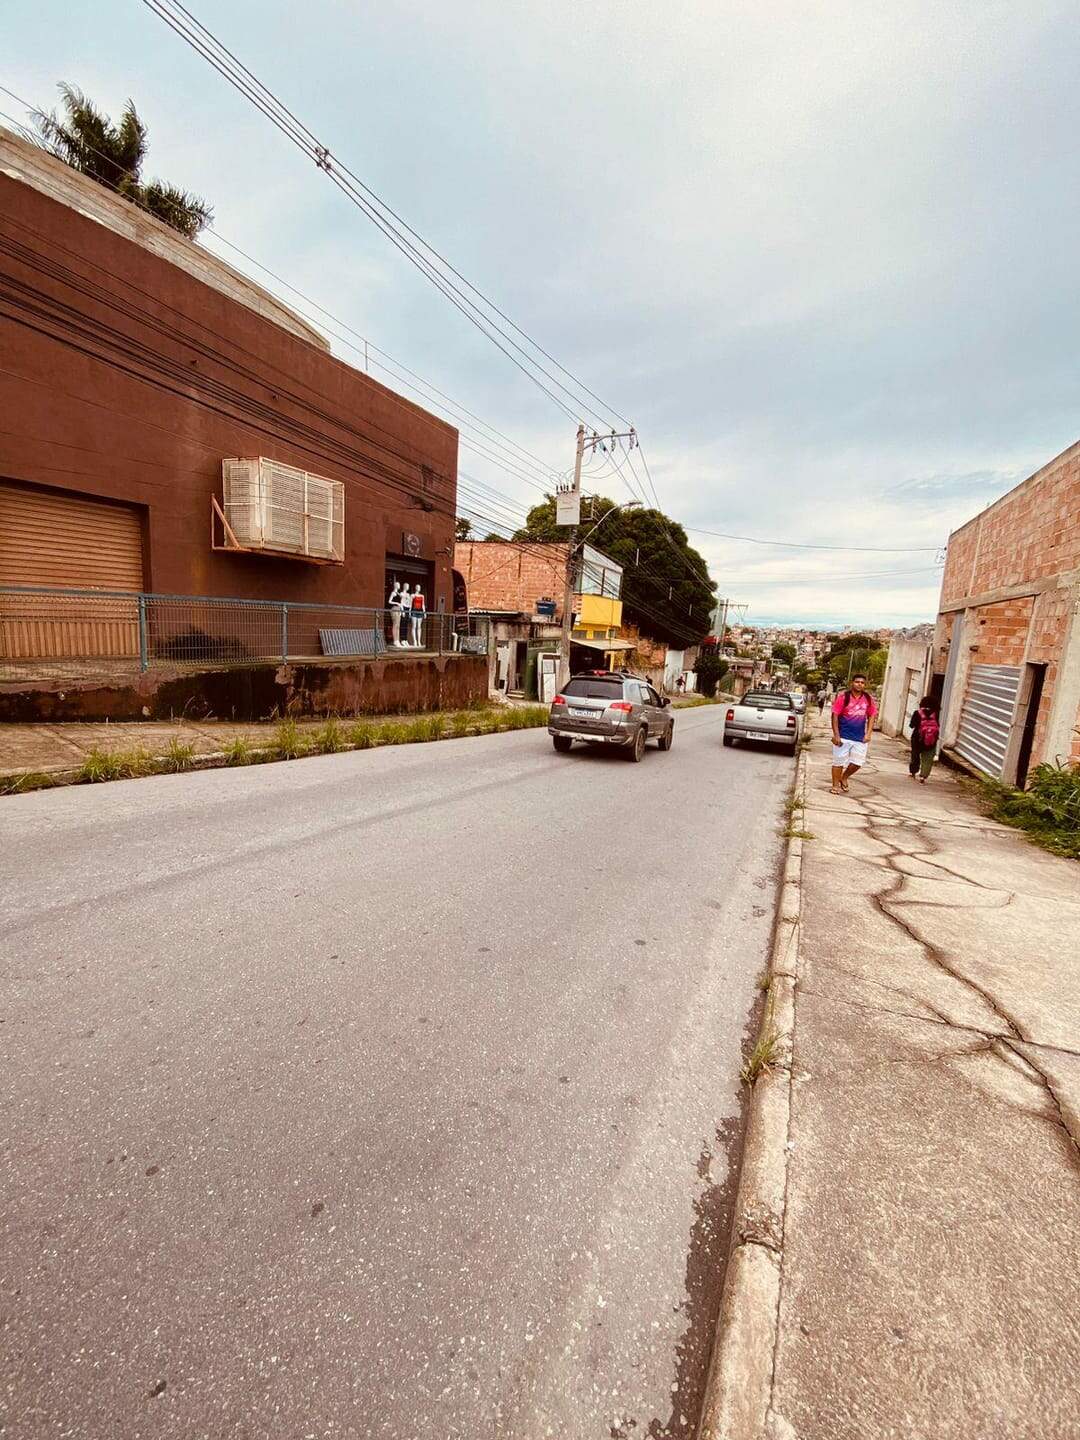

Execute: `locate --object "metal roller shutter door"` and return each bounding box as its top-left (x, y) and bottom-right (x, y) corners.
top-left (0, 482), bottom-right (145, 663)
top-left (0, 481), bottom-right (144, 590)
top-left (954, 664), bottom-right (1022, 778)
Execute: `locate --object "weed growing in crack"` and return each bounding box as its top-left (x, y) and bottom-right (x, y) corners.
top-left (741, 1028), bottom-right (783, 1085)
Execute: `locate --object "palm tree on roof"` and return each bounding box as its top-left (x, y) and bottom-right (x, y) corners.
top-left (31, 83), bottom-right (212, 239)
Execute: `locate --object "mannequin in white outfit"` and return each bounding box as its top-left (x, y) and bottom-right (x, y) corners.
top-left (388, 582), bottom-right (405, 648)
top-left (409, 589), bottom-right (426, 649)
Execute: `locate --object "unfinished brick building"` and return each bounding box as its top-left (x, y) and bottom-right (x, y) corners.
top-left (935, 439), bottom-right (1080, 783)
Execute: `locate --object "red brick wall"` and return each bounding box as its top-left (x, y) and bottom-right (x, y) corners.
top-left (620, 620), bottom-right (668, 670)
top-left (454, 542), bottom-right (567, 618)
top-left (969, 597), bottom-right (1034, 666)
top-left (940, 521), bottom-right (979, 606)
top-left (938, 441), bottom-right (1080, 770)
top-left (0, 172), bottom-right (457, 610)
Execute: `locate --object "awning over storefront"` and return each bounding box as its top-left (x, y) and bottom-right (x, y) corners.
top-left (571, 637), bottom-right (635, 653)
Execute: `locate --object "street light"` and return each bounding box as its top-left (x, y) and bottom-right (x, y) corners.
top-left (578, 498), bottom-right (641, 546)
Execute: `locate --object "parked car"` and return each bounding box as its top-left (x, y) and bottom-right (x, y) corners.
top-left (789, 691), bottom-right (807, 713)
top-left (723, 690), bottom-right (801, 755)
top-left (549, 671), bottom-right (674, 762)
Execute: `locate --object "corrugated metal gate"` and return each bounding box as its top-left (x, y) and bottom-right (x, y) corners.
top-left (954, 664), bottom-right (1022, 778)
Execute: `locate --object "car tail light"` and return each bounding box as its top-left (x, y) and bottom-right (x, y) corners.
top-left (552, 695), bottom-right (566, 707)
top-left (787, 715), bottom-right (797, 728)
top-left (726, 708), bottom-right (735, 721)
top-left (610, 701), bottom-right (633, 713)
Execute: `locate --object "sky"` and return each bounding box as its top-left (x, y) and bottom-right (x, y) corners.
top-left (5, 0), bottom-right (1079, 626)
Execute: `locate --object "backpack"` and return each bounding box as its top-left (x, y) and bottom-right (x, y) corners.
top-left (917, 709), bottom-right (940, 747)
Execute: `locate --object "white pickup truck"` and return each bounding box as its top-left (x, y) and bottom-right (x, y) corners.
top-left (723, 690), bottom-right (802, 756)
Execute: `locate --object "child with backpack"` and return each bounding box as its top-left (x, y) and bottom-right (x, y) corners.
top-left (908, 695), bottom-right (941, 783)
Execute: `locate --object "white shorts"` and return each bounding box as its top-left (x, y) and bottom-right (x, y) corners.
top-left (832, 738), bottom-right (868, 768)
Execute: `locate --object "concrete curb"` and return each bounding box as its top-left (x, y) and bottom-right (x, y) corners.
top-left (697, 741), bottom-right (808, 1440)
top-left (0, 718), bottom-right (544, 795)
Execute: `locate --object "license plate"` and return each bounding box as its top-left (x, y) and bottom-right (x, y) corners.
top-left (747, 730), bottom-right (773, 741)
top-left (569, 707), bottom-right (594, 718)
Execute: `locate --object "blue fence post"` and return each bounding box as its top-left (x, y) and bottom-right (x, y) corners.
top-left (137, 594), bottom-right (149, 672)
top-left (281, 602), bottom-right (289, 662)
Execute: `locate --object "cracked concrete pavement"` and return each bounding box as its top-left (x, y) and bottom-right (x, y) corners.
top-left (768, 729), bottom-right (1080, 1440)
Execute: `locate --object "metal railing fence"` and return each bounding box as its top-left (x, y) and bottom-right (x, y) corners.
top-left (0, 586), bottom-right (492, 683)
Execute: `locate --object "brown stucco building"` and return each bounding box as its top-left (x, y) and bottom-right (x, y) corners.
top-left (934, 439), bottom-right (1080, 783)
top-left (0, 126), bottom-right (457, 615)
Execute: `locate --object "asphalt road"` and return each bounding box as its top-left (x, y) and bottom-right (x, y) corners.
top-left (0, 708), bottom-right (791, 1439)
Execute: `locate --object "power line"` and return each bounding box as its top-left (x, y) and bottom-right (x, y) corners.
top-left (140, 0), bottom-right (627, 429)
top-left (682, 523), bottom-right (942, 553)
top-left (0, 88), bottom-right (565, 497)
top-left (711, 566), bottom-right (944, 585)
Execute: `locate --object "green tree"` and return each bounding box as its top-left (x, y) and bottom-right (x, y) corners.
top-left (455, 517), bottom-right (473, 541)
top-left (694, 653), bottom-right (729, 698)
top-left (822, 633), bottom-right (877, 663)
top-left (513, 495), bottom-right (715, 647)
top-left (771, 642), bottom-right (797, 665)
top-left (827, 647), bottom-right (887, 689)
top-left (32, 84), bottom-right (212, 238)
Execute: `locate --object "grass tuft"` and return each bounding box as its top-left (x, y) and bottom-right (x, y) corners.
top-left (377, 721), bottom-right (409, 746)
top-left (160, 738), bottom-right (195, 773)
top-left (756, 971), bottom-right (772, 993)
top-left (223, 736), bottom-right (253, 766)
top-left (348, 720), bottom-right (377, 749)
top-left (0, 770), bottom-right (58, 795)
top-left (314, 717), bottom-right (345, 754)
top-left (78, 746), bottom-right (150, 782)
top-left (273, 718), bottom-right (308, 760)
top-left (741, 1027), bottom-right (784, 1085)
top-left (449, 710), bottom-right (473, 738)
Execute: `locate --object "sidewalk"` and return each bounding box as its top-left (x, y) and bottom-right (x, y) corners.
top-left (709, 726), bottom-right (1080, 1439)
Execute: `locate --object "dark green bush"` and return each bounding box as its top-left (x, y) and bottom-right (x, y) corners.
top-left (981, 761), bottom-right (1080, 859)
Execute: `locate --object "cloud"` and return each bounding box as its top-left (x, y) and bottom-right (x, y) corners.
top-left (5, 0), bottom-right (1079, 625)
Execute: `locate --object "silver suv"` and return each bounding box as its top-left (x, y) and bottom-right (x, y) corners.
top-left (549, 671), bottom-right (674, 762)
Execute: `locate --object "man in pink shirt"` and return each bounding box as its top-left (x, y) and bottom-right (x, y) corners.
top-left (830, 673), bottom-right (878, 794)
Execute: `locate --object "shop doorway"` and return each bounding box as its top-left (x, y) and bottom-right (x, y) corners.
top-left (1014, 663), bottom-right (1047, 789)
top-left (384, 555), bottom-right (434, 606)
top-left (509, 640), bottom-right (527, 694)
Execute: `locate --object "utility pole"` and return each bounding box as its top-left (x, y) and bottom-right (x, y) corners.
top-left (555, 425), bottom-right (641, 689)
top-left (557, 424), bottom-right (586, 690)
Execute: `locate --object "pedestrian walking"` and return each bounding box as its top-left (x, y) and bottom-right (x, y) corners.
top-left (830, 674), bottom-right (877, 794)
top-left (908, 694), bottom-right (941, 783)
top-left (816, 689), bottom-right (827, 715)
